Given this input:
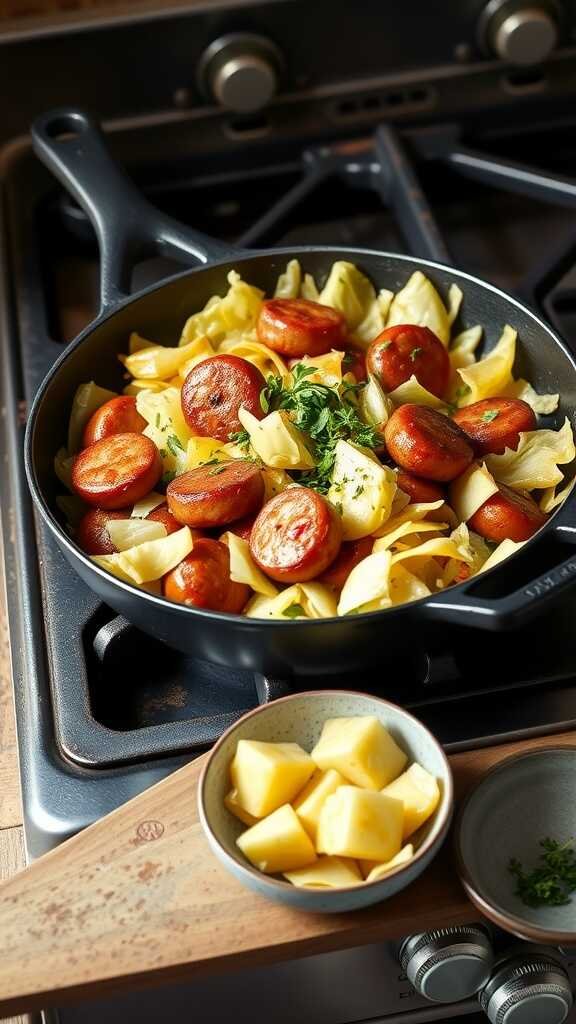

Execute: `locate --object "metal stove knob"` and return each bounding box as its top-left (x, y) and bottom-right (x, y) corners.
top-left (199, 33), bottom-right (281, 113)
top-left (400, 925), bottom-right (494, 1003)
top-left (479, 950), bottom-right (573, 1024)
top-left (482, 1), bottom-right (558, 65)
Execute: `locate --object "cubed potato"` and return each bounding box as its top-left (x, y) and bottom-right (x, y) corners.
top-left (360, 843), bottom-right (414, 882)
top-left (237, 804), bottom-right (317, 874)
top-left (317, 786), bottom-right (403, 862)
top-left (311, 716), bottom-right (408, 790)
top-left (292, 769), bottom-right (345, 842)
top-left (230, 740), bottom-right (316, 818)
top-left (224, 788), bottom-right (259, 827)
top-left (284, 856), bottom-right (362, 889)
top-left (382, 763), bottom-right (440, 839)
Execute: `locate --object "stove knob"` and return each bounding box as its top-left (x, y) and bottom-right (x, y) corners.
top-left (399, 925), bottom-right (494, 1003)
top-left (479, 950), bottom-right (573, 1024)
top-left (484, 2), bottom-right (558, 65)
top-left (199, 33), bottom-right (281, 113)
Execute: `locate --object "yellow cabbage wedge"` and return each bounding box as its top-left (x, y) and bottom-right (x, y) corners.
top-left (124, 379), bottom-right (171, 396)
top-left (389, 375), bottom-right (446, 410)
top-left (186, 436), bottom-right (226, 470)
top-left (261, 467), bottom-right (293, 501)
top-left (440, 524), bottom-right (491, 586)
top-left (478, 537), bottom-right (526, 573)
top-left (503, 377), bottom-right (560, 415)
top-left (318, 261), bottom-right (379, 334)
top-left (485, 418), bottom-right (575, 492)
top-left (91, 526), bottom-right (193, 586)
top-left (328, 439), bottom-right (397, 541)
top-left (106, 519), bottom-right (167, 551)
top-left (540, 475), bottom-right (576, 513)
top-left (121, 337), bottom-right (211, 381)
top-left (246, 583), bottom-right (337, 620)
top-left (297, 350), bottom-right (344, 387)
top-left (337, 549), bottom-right (393, 616)
top-left (373, 499), bottom-right (446, 537)
top-left (456, 324), bottom-right (516, 406)
top-left (447, 283), bottom-right (463, 326)
top-left (218, 337), bottom-right (289, 379)
top-left (238, 407), bottom-right (315, 470)
top-left (128, 331), bottom-right (156, 354)
top-left (352, 288), bottom-right (394, 348)
top-left (447, 325), bottom-right (483, 402)
top-left (301, 272), bottom-right (320, 301)
top-left (388, 565), bottom-right (431, 605)
top-left (449, 462), bottom-right (499, 523)
top-left (54, 447), bottom-right (75, 492)
top-left (179, 270), bottom-right (264, 346)
top-left (67, 381), bottom-right (118, 454)
top-left (176, 338), bottom-right (217, 380)
top-left (359, 373), bottom-right (394, 430)
top-left (131, 491), bottom-right (165, 518)
top-left (136, 386), bottom-right (191, 478)
top-left (221, 533), bottom-right (278, 598)
top-left (274, 258), bottom-right (301, 298)
top-left (372, 519), bottom-right (449, 552)
top-left (387, 271), bottom-right (450, 346)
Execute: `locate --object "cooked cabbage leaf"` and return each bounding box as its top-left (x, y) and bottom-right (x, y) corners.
top-left (503, 377), bottom-right (559, 415)
top-left (261, 467), bottom-right (294, 501)
top-left (122, 338), bottom-right (208, 381)
top-left (387, 271), bottom-right (450, 346)
top-left (485, 418), bottom-right (575, 491)
top-left (238, 407), bottom-right (316, 469)
top-left (450, 462), bottom-right (499, 522)
top-left (328, 439), bottom-right (396, 540)
top-left (479, 538), bottom-right (526, 573)
top-left (447, 284), bottom-right (463, 327)
top-left (67, 381), bottom-right (118, 454)
top-left (128, 332), bottom-right (156, 354)
top-left (131, 491), bottom-right (165, 518)
top-left (179, 270), bottom-right (264, 346)
top-left (318, 261), bottom-right (378, 332)
top-left (246, 583), bottom-right (337, 619)
top-left (107, 519), bottom-right (166, 551)
top-left (54, 447), bottom-right (75, 492)
top-left (373, 499), bottom-right (446, 537)
top-left (275, 259), bottom-right (302, 298)
top-left (92, 526), bottom-right (193, 585)
top-left (540, 475), bottom-right (576, 513)
top-left (186, 436), bottom-right (226, 470)
top-left (298, 350), bottom-right (344, 387)
top-left (337, 549), bottom-right (393, 615)
top-left (456, 325), bottom-right (516, 406)
top-left (219, 338), bottom-right (289, 379)
top-left (359, 373), bottom-right (394, 430)
top-left (389, 564), bottom-right (431, 604)
top-left (223, 533), bottom-right (278, 597)
top-left (372, 519), bottom-right (449, 552)
top-left (389, 374), bottom-right (446, 410)
top-left (301, 273), bottom-right (320, 301)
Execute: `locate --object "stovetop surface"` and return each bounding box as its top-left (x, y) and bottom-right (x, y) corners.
top-left (3, 99), bottom-right (576, 857)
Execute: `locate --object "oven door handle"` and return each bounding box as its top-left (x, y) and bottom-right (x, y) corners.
top-left (31, 108), bottom-right (238, 316)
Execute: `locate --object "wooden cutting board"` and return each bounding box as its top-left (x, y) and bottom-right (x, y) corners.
top-left (0, 729), bottom-right (574, 1018)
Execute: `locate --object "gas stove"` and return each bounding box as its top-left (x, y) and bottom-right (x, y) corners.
top-left (3, 0), bottom-right (576, 872)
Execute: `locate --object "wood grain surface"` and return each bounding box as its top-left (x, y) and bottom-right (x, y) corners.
top-left (0, 728), bottom-right (574, 1018)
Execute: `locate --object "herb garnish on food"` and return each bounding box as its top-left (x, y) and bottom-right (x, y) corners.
top-left (509, 837), bottom-right (576, 907)
top-left (481, 409), bottom-right (500, 423)
top-left (282, 603), bottom-right (306, 619)
top-left (260, 364), bottom-right (382, 493)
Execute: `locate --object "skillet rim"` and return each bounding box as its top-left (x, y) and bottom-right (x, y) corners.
top-left (24, 245), bottom-right (576, 629)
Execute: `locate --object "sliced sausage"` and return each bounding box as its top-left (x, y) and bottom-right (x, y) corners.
top-left (167, 460), bottom-right (264, 528)
top-left (76, 508), bottom-right (132, 555)
top-left (396, 470), bottom-right (445, 504)
top-left (345, 347), bottom-right (367, 382)
top-left (146, 503), bottom-right (183, 536)
top-left (452, 397), bottom-right (536, 455)
top-left (72, 433), bottom-right (162, 510)
top-left (83, 396), bottom-right (147, 448)
top-left (163, 538), bottom-right (250, 613)
top-left (367, 325), bottom-right (450, 399)
top-left (384, 405), bottom-right (474, 482)
top-left (257, 298), bottom-right (346, 358)
top-left (250, 487), bottom-right (342, 583)
top-left (181, 354), bottom-right (265, 443)
top-left (469, 483), bottom-right (547, 542)
top-left (318, 536), bottom-right (373, 589)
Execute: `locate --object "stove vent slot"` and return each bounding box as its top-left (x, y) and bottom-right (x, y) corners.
top-left (331, 86), bottom-right (435, 123)
top-left (224, 113), bottom-right (271, 139)
top-left (502, 68), bottom-right (547, 95)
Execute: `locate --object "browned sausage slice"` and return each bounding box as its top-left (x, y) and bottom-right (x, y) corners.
top-left (83, 396), bottom-right (147, 448)
top-left (396, 470), bottom-right (444, 504)
top-left (76, 508), bottom-right (132, 555)
top-left (167, 460), bottom-right (264, 528)
top-left (163, 538), bottom-right (249, 613)
top-left (181, 354), bottom-right (265, 442)
top-left (146, 503), bottom-right (183, 535)
top-left (384, 405), bottom-right (473, 482)
top-left (257, 298), bottom-right (346, 358)
top-left (367, 325), bottom-right (450, 398)
top-left (452, 397), bottom-right (537, 455)
top-left (72, 433), bottom-right (162, 510)
top-left (469, 483), bottom-right (547, 542)
top-left (250, 487), bottom-right (342, 583)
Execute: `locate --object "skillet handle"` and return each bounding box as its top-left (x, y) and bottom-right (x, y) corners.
top-left (424, 504), bottom-right (576, 630)
top-left (31, 109), bottom-right (235, 316)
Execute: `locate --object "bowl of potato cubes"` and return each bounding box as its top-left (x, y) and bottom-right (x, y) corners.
top-left (198, 691), bottom-right (453, 912)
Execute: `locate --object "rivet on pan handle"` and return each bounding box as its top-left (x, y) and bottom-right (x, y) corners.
top-left (31, 108), bottom-right (236, 317)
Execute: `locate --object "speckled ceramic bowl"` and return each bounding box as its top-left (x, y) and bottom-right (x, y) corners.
top-left (455, 746), bottom-right (576, 944)
top-left (198, 691), bottom-right (453, 912)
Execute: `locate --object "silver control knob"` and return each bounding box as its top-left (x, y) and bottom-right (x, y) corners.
top-left (400, 925), bottom-right (494, 1003)
top-left (198, 33), bottom-right (282, 113)
top-left (479, 950), bottom-right (573, 1024)
top-left (494, 7), bottom-right (557, 64)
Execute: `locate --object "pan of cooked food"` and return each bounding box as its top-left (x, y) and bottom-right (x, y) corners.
top-left (24, 108), bottom-right (576, 675)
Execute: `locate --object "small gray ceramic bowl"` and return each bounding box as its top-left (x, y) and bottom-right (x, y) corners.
top-left (198, 690), bottom-right (453, 913)
top-left (455, 747), bottom-right (576, 944)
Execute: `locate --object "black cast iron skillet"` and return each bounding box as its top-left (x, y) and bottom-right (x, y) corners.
top-left (24, 108), bottom-right (576, 677)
